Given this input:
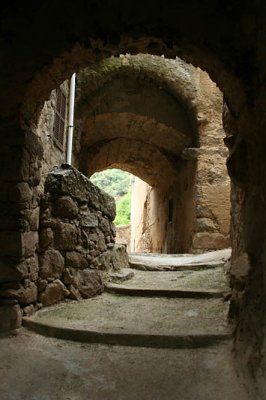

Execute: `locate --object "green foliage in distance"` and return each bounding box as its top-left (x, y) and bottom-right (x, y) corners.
top-left (90, 169), bottom-right (131, 200)
top-left (114, 191), bottom-right (131, 226)
top-left (90, 169), bottom-right (132, 226)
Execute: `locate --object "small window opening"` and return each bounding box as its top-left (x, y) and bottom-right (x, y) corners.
top-left (168, 199), bottom-right (174, 223)
top-left (53, 88), bottom-right (66, 150)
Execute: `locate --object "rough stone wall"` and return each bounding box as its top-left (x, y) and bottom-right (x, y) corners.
top-left (0, 83), bottom-right (70, 331)
top-left (0, 74), bottom-right (138, 329)
top-left (38, 164), bottom-right (127, 307)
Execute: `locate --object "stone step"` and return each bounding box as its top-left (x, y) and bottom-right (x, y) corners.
top-left (129, 249), bottom-right (231, 271)
top-left (23, 293), bottom-right (231, 348)
top-left (109, 268), bottom-right (228, 294)
top-left (129, 261), bottom-right (224, 271)
top-left (105, 284), bottom-right (223, 298)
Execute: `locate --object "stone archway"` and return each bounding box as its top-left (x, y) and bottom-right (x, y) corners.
top-left (1, 2), bottom-right (266, 387)
top-left (73, 55), bottom-right (230, 254)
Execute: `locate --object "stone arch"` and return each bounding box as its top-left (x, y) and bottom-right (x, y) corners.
top-left (72, 55), bottom-right (229, 254)
top-left (1, 3), bottom-right (266, 384)
top-left (73, 56), bottom-right (202, 253)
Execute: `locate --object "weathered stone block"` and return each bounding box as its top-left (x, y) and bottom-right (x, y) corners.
top-left (39, 228), bottom-right (54, 249)
top-left (196, 218), bottom-right (217, 233)
top-left (53, 222), bottom-right (78, 251)
top-left (75, 269), bottom-right (104, 299)
top-left (80, 212), bottom-right (98, 227)
top-left (192, 232), bottom-right (230, 250)
top-left (65, 251), bottom-right (88, 269)
top-left (110, 244), bottom-right (129, 270)
top-left (62, 268), bottom-right (74, 285)
top-left (0, 304), bottom-right (22, 331)
top-left (18, 282), bottom-right (38, 305)
top-left (22, 231), bottom-right (38, 258)
top-left (94, 251), bottom-right (112, 270)
top-left (38, 279), bottom-right (66, 306)
top-left (52, 196), bottom-right (79, 219)
top-left (39, 249), bottom-right (64, 279)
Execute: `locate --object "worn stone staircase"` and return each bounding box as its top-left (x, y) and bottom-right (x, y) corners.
top-left (0, 249), bottom-right (251, 400)
top-left (23, 249), bottom-right (232, 349)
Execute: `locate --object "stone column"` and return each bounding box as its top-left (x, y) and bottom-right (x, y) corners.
top-left (193, 146), bottom-right (231, 251)
top-left (0, 126), bottom-right (43, 332)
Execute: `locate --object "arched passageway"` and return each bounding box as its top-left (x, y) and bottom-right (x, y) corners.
top-left (74, 55), bottom-right (230, 254)
top-left (75, 58), bottom-right (196, 254)
top-left (1, 3), bottom-right (266, 394)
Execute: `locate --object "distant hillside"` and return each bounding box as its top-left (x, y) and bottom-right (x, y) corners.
top-left (90, 169), bottom-right (132, 225)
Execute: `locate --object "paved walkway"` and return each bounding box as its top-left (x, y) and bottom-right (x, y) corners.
top-left (0, 249), bottom-right (252, 399)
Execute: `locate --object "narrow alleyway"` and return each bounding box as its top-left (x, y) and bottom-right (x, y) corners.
top-left (0, 250), bottom-right (251, 399)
